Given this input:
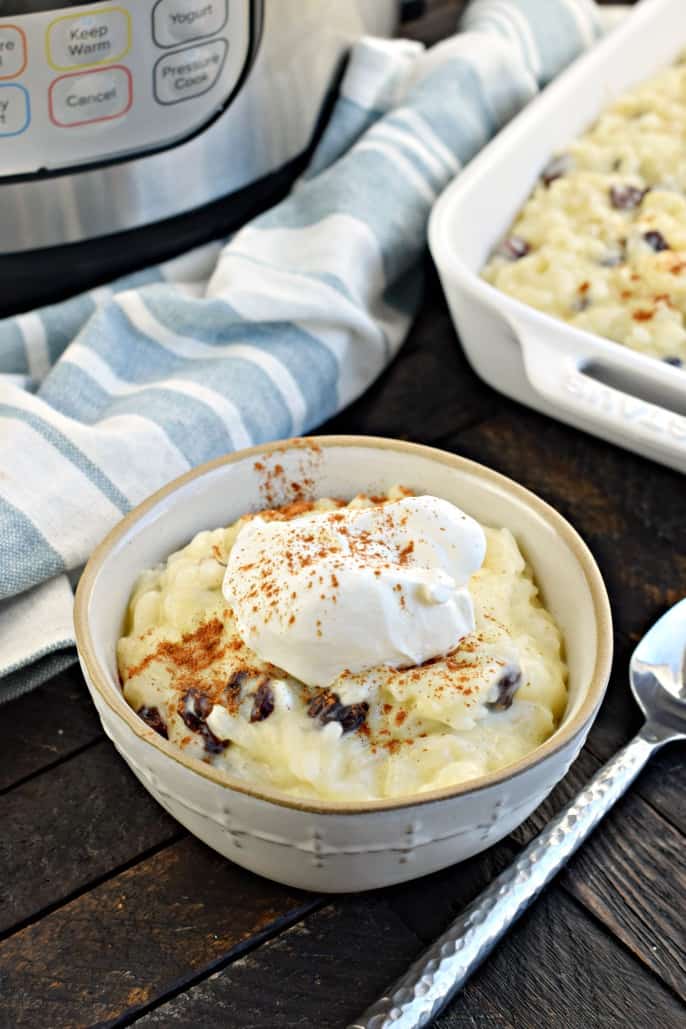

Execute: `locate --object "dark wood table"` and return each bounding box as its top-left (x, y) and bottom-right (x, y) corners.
top-left (2, 2), bottom-right (684, 1027)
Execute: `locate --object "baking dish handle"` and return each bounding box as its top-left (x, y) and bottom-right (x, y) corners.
top-left (513, 321), bottom-right (686, 472)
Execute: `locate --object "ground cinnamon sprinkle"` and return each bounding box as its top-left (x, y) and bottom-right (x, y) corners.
top-left (126, 618), bottom-right (226, 680)
top-left (399, 541), bottom-right (414, 563)
top-left (632, 308), bottom-right (655, 321)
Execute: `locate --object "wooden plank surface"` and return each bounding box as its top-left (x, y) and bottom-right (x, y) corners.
top-left (0, 838), bottom-right (319, 1029)
top-left (3, 2), bottom-right (685, 1028)
top-left (131, 888), bottom-right (685, 1029)
top-left (0, 671), bottom-right (101, 793)
top-left (0, 741), bottom-right (179, 936)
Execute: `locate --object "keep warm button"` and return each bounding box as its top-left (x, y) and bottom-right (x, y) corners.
top-left (48, 7), bottom-right (131, 71)
top-left (154, 38), bottom-right (228, 105)
top-left (49, 66), bottom-right (132, 127)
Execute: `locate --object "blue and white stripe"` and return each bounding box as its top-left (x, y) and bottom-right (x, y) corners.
top-left (0, 0), bottom-right (604, 699)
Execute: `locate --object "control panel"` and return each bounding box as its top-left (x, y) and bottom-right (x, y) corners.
top-left (0, 0), bottom-right (252, 175)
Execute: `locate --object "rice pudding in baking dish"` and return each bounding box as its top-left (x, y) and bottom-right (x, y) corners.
top-left (482, 55), bottom-right (686, 366)
top-left (117, 488), bottom-right (567, 802)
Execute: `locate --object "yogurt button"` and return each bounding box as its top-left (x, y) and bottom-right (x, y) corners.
top-left (0, 83), bottom-right (29, 136)
top-left (0, 26), bottom-right (27, 80)
top-left (49, 66), bottom-right (132, 127)
top-left (153, 0), bottom-right (228, 48)
top-left (154, 38), bottom-right (228, 104)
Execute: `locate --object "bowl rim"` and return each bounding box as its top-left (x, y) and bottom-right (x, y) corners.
top-left (74, 434), bottom-right (613, 816)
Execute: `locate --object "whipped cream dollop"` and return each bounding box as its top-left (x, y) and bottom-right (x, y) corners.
top-left (222, 495), bottom-right (486, 688)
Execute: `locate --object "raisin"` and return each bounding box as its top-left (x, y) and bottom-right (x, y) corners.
top-left (307, 690), bottom-right (340, 721)
top-left (226, 670), bottom-right (248, 697)
top-left (203, 731), bottom-right (229, 755)
top-left (497, 236), bottom-right (530, 261)
top-left (644, 230), bottom-right (669, 252)
top-left (541, 153), bottom-right (571, 187)
top-left (137, 706), bottom-right (168, 739)
top-left (250, 681), bottom-right (275, 723)
top-left (179, 688), bottom-right (229, 754)
top-left (609, 184), bottom-right (647, 210)
top-left (307, 690), bottom-right (369, 734)
top-left (336, 702), bottom-right (370, 734)
top-left (664, 356), bottom-right (683, 367)
top-left (488, 668), bottom-right (522, 711)
top-left (179, 687), bottom-right (207, 732)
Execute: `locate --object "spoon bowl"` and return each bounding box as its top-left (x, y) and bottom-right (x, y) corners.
top-left (630, 596), bottom-right (686, 741)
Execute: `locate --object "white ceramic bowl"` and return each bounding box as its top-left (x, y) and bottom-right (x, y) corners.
top-left (428, 0), bottom-right (686, 473)
top-left (74, 436), bottom-right (612, 893)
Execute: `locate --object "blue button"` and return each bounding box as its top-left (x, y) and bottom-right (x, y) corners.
top-left (0, 83), bottom-right (30, 136)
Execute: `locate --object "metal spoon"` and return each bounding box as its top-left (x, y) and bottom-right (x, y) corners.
top-left (350, 597), bottom-right (686, 1029)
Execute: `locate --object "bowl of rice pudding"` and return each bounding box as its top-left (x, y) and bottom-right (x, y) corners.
top-left (75, 437), bottom-right (612, 892)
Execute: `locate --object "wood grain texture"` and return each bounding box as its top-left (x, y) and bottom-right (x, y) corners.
top-left (2, 4), bottom-right (681, 1029)
top-left (387, 839), bottom-right (520, 943)
top-left (0, 836), bottom-right (317, 1029)
top-left (619, 745), bottom-right (686, 836)
top-left (131, 886), bottom-right (685, 1029)
top-left (438, 886), bottom-right (686, 1029)
top-left (132, 899), bottom-right (509, 1029)
top-left (511, 749), bottom-right (686, 998)
top-left (0, 740), bottom-right (178, 935)
top-left (0, 671), bottom-right (101, 792)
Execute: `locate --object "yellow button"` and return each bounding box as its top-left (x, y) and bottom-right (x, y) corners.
top-left (47, 6), bottom-right (131, 72)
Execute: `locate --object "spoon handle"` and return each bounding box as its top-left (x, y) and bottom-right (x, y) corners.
top-left (349, 728), bottom-right (660, 1029)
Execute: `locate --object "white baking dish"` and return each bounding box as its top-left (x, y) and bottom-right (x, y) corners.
top-left (429, 0), bottom-right (686, 473)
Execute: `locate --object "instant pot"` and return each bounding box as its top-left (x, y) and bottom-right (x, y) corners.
top-left (0, 0), bottom-right (399, 313)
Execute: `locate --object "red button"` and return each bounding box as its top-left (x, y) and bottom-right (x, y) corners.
top-left (49, 65), bottom-right (132, 127)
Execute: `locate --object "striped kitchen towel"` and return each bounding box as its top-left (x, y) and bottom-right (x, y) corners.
top-left (0, 0), bottom-right (605, 701)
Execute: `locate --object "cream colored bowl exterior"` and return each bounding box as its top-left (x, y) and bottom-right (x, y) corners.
top-left (75, 437), bottom-right (612, 893)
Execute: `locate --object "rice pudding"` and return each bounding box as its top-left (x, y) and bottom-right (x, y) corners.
top-left (117, 488), bottom-right (567, 801)
top-left (483, 55), bottom-right (686, 366)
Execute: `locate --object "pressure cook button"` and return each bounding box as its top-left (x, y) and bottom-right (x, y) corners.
top-left (49, 66), bottom-right (132, 127)
top-left (153, 0), bottom-right (228, 48)
top-left (0, 25), bottom-right (27, 80)
top-left (48, 7), bottom-right (131, 71)
top-left (0, 83), bottom-right (30, 136)
top-left (154, 38), bottom-right (228, 104)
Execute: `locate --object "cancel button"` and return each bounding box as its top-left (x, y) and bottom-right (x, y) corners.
top-left (49, 66), bottom-right (132, 126)
top-left (154, 38), bottom-right (228, 104)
